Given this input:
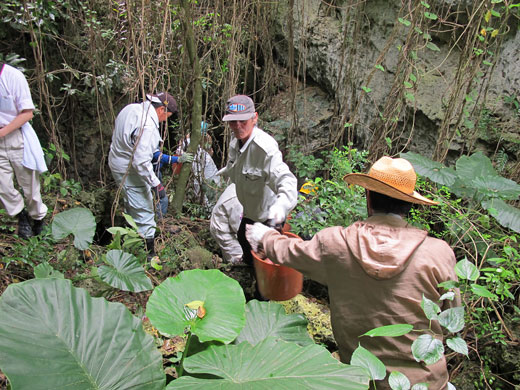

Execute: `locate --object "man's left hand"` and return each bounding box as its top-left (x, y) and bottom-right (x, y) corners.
top-left (267, 203), bottom-right (286, 225)
top-left (178, 153), bottom-right (194, 164)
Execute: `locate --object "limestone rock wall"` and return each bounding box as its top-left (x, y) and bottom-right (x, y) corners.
top-left (268, 0), bottom-right (519, 172)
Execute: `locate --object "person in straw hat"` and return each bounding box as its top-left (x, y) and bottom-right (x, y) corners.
top-left (246, 156), bottom-right (461, 389)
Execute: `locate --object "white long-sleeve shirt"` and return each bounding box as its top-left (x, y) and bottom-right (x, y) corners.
top-left (219, 126), bottom-right (297, 221)
top-left (108, 101), bottom-right (162, 188)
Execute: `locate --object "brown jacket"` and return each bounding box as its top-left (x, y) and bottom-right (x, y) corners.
top-left (262, 214), bottom-right (460, 389)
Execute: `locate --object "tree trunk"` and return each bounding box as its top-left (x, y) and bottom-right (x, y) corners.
top-left (172, 0), bottom-right (203, 215)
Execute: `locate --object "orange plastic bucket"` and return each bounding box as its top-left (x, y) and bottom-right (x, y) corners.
top-left (252, 231), bottom-right (303, 301)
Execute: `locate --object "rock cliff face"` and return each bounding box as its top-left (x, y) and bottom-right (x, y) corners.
top-left (266, 0), bottom-right (519, 173)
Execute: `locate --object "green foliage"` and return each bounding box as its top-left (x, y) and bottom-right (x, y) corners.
top-left (146, 269), bottom-right (246, 343)
top-left (34, 262), bottom-right (64, 279)
top-left (97, 250), bottom-right (153, 292)
top-left (402, 151), bottom-right (520, 233)
top-left (0, 278), bottom-right (165, 389)
top-left (51, 207), bottom-right (96, 250)
top-left (289, 145), bottom-right (368, 239)
top-left (168, 337), bottom-right (370, 389)
top-left (106, 213), bottom-right (146, 254)
top-left (147, 269), bottom-right (370, 388)
top-left (286, 145), bottom-right (324, 180)
top-left (1, 232), bottom-right (54, 269)
top-left (235, 300), bottom-right (313, 347)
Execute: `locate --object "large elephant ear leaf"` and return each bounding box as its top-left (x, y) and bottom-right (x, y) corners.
top-left (98, 250), bottom-right (153, 292)
top-left (146, 269), bottom-right (246, 343)
top-left (235, 300), bottom-right (313, 346)
top-left (0, 278), bottom-right (165, 390)
top-left (482, 198), bottom-right (520, 233)
top-left (401, 151), bottom-right (457, 186)
top-left (52, 207), bottom-right (96, 250)
top-left (456, 151), bottom-right (496, 178)
top-left (167, 337), bottom-right (370, 389)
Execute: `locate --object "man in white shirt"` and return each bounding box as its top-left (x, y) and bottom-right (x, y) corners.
top-left (219, 95), bottom-right (298, 297)
top-left (0, 63), bottom-right (48, 238)
top-left (109, 92), bottom-right (180, 257)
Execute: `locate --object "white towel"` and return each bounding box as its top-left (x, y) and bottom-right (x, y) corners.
top-left (21, 122), bottom-right (47, 173)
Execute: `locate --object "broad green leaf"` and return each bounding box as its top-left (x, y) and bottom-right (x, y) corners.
top-left (362, 86), bottom-right (372, 93)
top-left (362, 324), bottom-right (413, 338)
top-left (409, 73), bottom-right (417, 82)
top-left (421, 295), bottom-right (441, 320)
top-left (446, 336), bottom-right (468, 356)
top-left (404, 81), bottom-right (413, 88)
top-left (375, 64), bottom-right (385, 71)
top-left (235, 300), bottom-right (313, 346)
top-left (123, 212), bottom-right (139, 230)
top-left (146, 269), bottom-right (246, 343)
top-left (411, 383), bottom-right (429, 389)
top-left (438, 307), bottom-right (465, 333)
top-left (424, 12), bottom-right (437, 20)
top-left (411, 334), bottom-right (444, 365)
top-left (51, 207), bottom-right (96, 250)
top-left (472, 175), bottom-right (520, 200)
top-left (34, 262), bottom-right (64, 279)
top-left (455, 258), bottom-right (479, 281)
top-left (97, 250), bottom-right (153, 292)
top-left (388, 371), bottom-right (410, 390)
top-left (351, 344), bottom-right (386, 381)
top-left (167, 337), bottom-right (370, 389)
top-left (0, 279), bottom-right (165, 390)
top-left (456, 152), bottom-right (496, 180)
top-left (482, 198), bottom-right (520, 233)
top-left (107, 226), bottom-right (131, 235)
top-left (401, 152), bottom-right (457, 186)
top-left (420, 1), bottom-right (430, 8)
top-left (470, 284), bottom-right (499, 300)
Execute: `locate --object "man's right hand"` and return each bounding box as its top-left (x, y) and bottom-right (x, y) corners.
top-left (152, 184), bottom-right (166, 199)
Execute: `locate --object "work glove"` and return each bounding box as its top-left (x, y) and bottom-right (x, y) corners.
top-left (266, 203), bottom-right (286, 232)
top-left (246, 223), bottom-right (275, 253)
top-left (178, 152), bottom-right (194, 164)
top-left (152, 183), bottom-right (166, 199)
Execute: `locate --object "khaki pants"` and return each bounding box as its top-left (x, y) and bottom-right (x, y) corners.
top-left (0, 128), bottom-right (47, 219)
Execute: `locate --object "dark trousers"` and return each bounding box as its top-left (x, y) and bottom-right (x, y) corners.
top-left (237, 217), bottom-right (256, 265)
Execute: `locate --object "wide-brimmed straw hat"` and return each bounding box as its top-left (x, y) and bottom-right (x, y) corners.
top-left (344, 156), bottom-right (437, 205)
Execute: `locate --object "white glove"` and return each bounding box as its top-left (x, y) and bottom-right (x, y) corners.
top-left (267, 203), bottom-right (286, 225)
top-left (246, 223), bottom-right (275, 253)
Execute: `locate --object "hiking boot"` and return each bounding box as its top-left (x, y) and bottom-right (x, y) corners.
top-left (145, 238), bottom-right (156, 260)
top-left (33, 218), bottom-right (46, 236)
top-left (17, 209), bottom-right (33, 239)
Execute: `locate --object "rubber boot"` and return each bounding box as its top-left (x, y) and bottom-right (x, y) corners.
top-left (33, 218), bottom-right (46, 236)
top-left (145, 238), bottom-right (156, 259)
top-left (17, 209), bottom-right (33, 239)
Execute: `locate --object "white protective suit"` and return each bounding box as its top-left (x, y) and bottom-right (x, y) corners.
top-left (108, 101), bottom-right (161, 238)
top-left (210, 183), bottom-right (243, 263)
